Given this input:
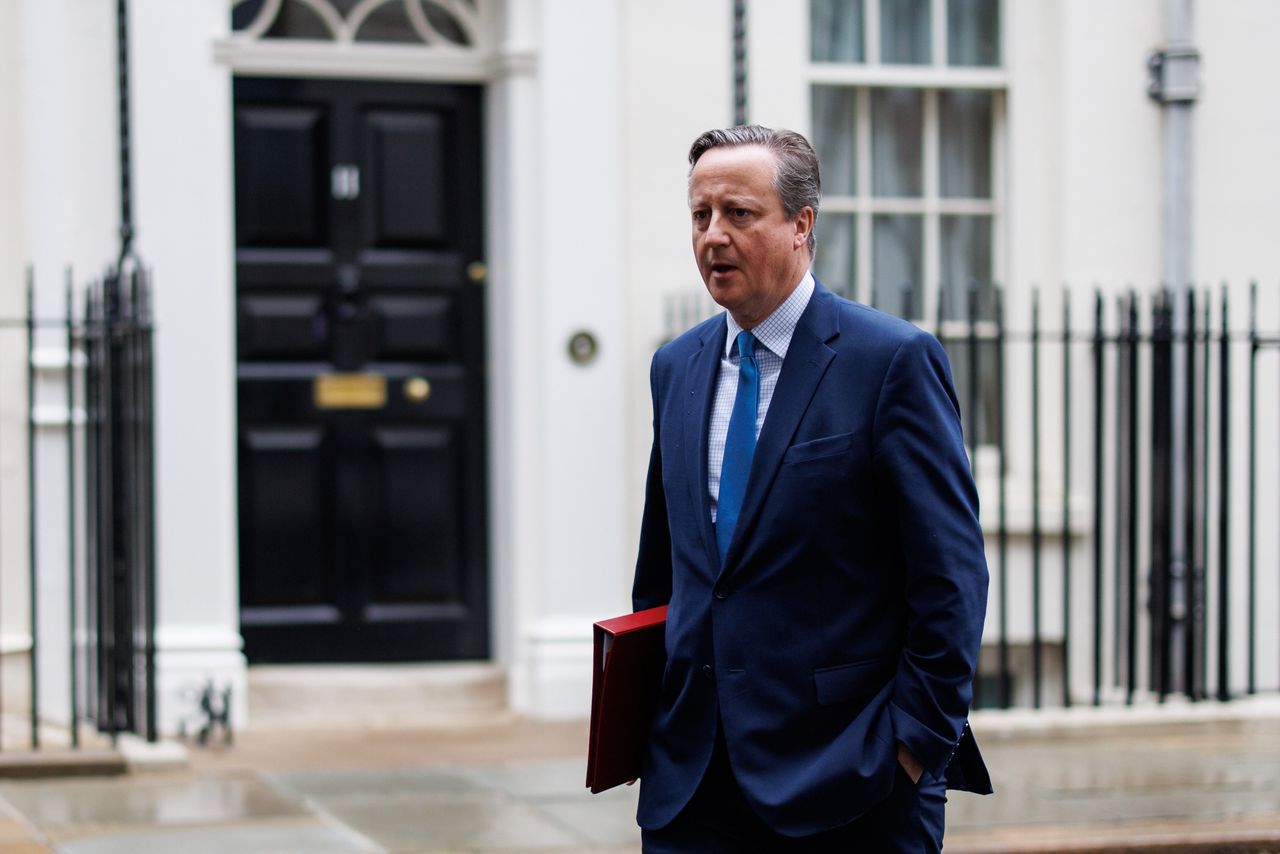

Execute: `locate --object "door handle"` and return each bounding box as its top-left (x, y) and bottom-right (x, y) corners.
top-left (330, 164), bottom-right (360, 200)
top-left (404, 377), bottom-right (432, 403)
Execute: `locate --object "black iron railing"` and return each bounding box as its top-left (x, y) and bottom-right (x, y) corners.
top-left (662, 282), bottom-right (1280, 711)
top-left (933, 283), bottom-right (1280, 710)
top-left (0, 265), bottom-right (156, 750)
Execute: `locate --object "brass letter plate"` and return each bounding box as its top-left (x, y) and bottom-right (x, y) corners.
top-left (314, 373), bottom-right (388, 409)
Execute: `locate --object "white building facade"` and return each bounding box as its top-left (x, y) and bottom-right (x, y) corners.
top-left (0, 0), bottom-right (1276, 733)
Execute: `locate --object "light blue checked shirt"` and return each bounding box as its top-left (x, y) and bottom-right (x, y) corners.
top-left (708, 271), bottom-right (815, 522)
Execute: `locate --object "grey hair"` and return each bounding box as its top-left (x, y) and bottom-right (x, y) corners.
top-left (688, 125), bottom-right (820, 255)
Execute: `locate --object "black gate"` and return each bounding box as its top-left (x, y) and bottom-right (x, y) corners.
top-left (0, 266), bottom-right (157, 749)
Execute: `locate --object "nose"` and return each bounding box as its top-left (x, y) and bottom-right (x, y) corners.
top-left (704, 212), bottom-right (731, 246)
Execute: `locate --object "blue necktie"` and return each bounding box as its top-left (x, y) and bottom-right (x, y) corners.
top-left (717, 331), bottom-right (759, 563)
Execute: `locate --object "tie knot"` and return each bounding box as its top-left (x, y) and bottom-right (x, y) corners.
top-left (736, 330), bottom-right (756, 360)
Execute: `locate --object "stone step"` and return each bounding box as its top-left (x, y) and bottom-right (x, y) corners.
top-left (0, 750), bottom-right (125, 779)
top-left (245, 662), bottom-right (510, 730)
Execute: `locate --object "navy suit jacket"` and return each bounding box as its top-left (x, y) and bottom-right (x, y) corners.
top-left (632, 281), bottom-right (991, 836)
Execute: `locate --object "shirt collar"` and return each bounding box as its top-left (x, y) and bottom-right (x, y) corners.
top-left (724, 270), bottom-right (815, 361)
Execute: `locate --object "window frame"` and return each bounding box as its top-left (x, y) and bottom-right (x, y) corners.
top-left (805, 0), bottom-right (1008, 335)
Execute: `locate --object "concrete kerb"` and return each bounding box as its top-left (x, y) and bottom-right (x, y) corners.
top-left (0, 735), bottom-right (187, 780)
top-left (118, 733), bottom-right (190, 773)
top-left (0, 749), bottom-right (127, 779)
top-left (969, 692), bottom-right (1280, 740)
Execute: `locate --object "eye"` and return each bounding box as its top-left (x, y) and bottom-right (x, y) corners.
top-left (731, 208), bottom-right (751, 218)
top-left (692, 209), bottom-right (709, 223)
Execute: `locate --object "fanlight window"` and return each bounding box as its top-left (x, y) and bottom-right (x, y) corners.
top-left (231, 0), bottom-right (477, 47)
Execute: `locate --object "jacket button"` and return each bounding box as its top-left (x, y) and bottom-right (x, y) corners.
top-left (714, 585), bottom-right (728, 600)
top-left (702, 664), bottom-right (714, 679)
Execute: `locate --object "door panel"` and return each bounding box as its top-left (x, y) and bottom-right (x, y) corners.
top-left (234, 105), bottom-right (330, 247)
top-left (239, 426), bottom-right (336, 609)
top-left (364, 109), bottom-right (450, 247)
top-left (239, 295), bottom-right (327, 359)
top-left (369, 295), bottom-right (456, 359)
top-left (370, 426), bottom-right (461, 603)
top-left (234, 77), bottom-right (487, 663)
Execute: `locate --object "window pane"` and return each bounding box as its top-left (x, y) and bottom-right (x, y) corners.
top-left (939, 90), bottom-right (992, 198)
top-left (814, 213), bottom-right (857, 298)
top-left (354, 2), bottom-right (419, 43)
top-left (940, 215), bottom-right (993, 320)
top-left (948, 0), bottom-right (1000, 66)
top-left (264, 0), bottom-right (332, 39)
top-left (812, 87), bottom-right (857, 196)
top-left (232, 0), bottom-right (265, 30)
top-left (811, 0), bottom-right (865, 63)
top-left (872, 214), bottom-right (922, 318)
top-left (872, 88), bottom-right (923, 197)
top-left (880, 0), bottom-right (931, 64)
top-left (354, 0), bottom-right (470, 45)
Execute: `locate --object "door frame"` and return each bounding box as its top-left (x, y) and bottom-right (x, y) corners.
top-left (216, 15), bottom-right (533, 674)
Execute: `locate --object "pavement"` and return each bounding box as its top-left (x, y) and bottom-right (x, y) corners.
top-left (0, 705), bottom-right (1276, 853)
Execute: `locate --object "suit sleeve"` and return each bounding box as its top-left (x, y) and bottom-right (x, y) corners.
top-left (632, 353), bottom-right (673, 611)
top-left (871, 330), bottom-right (989, 782)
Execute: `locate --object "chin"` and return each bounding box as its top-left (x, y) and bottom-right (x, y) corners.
top-left (705, 286), bottom-right (739, 313)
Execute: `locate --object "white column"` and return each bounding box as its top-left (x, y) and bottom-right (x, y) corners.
top-left (14, 0), bottom-right (118, 724)
top-left (0, 0), bottom-right (32, 707)
top-left (502, 0), bottom-right (632, 718)
top-left (0, 4), bottom-right (26, 298)
top-left (131, 0), bottom-right (246, 731)
top-left (487, 0), bottom-right (545, 711)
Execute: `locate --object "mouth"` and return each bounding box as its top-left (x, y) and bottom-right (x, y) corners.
top-left (709, 262), bottom-right (738, 277)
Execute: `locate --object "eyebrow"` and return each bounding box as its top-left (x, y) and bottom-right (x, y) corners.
top-left (690, 194), bottom-right (758, 208)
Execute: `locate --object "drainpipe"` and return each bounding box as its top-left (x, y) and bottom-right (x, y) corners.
top-left (1147, 0), bottom-right (1199, 696)
top-left (733, 0), bottom-right (748, 125)
top-left (116, 0), bottom-right (136, 268)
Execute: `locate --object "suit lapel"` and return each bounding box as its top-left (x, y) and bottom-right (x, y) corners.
top-left (720, 285), bottom-right (840, 576)
top-left (684, 317), bottom-right (725, 575)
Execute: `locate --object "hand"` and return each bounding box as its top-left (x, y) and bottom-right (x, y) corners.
top-left (896, 742), bottom-right (923, 784)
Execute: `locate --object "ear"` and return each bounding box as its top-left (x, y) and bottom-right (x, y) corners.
top-left (793, 207), bottom-right (815, 250)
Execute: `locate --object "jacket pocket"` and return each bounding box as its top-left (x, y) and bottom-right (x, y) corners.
top-left (782, 431), bottom-right (857, 466)
top-left (813, 655), bottom-right (894, 706)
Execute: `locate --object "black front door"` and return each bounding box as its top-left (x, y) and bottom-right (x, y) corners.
top-left (233, 77), bottom-right (487, 663)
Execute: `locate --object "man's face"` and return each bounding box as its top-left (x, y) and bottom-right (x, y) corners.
top-left (689, 145), bottom-right (812, 329)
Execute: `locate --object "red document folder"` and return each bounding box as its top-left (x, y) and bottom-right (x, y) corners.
top-left (585, 605), bottom-right (668, 794)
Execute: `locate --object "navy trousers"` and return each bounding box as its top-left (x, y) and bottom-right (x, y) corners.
top-left (641, 726), bottom-right (946, 853)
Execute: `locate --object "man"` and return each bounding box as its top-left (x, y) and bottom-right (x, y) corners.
top-left (632, 125), bottom-right (992, 852)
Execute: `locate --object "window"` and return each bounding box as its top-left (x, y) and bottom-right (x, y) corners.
top-left (808, 0), bottom-right (1003, 445)
top-left (231, 0), bottom-right (476, 46)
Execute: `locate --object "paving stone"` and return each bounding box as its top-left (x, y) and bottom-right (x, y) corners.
top-left (0, 772), bottom-right (304, 832)
top-left (0, 715), bottom-right (1274, 852)
top-left (455, 759), bottom-right (591, 801)
top-left (946, 815), bottom-right (1280, 853)
top-left (473, 848), bottom-right (638, 854)
top-left (52, 818), bottom-right (379, 854)
top-left (0, 818), bottom-right (42, 843)
top-left (317, 791), bottom-right (588, 851)
top-left (0, 844), bottom-right (49, 854)
top-left (266, 767), bottom-right (481, 801)
top-left (531, 790), bottom-right (643, 848)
